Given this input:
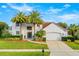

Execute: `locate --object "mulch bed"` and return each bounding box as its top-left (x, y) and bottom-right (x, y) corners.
top-left (33, 40), bottom-right (46, 42)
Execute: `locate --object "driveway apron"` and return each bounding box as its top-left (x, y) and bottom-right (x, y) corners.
top-left (47, 40), bottom-right (79, 56)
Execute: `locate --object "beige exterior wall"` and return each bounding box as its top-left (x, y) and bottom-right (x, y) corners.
top-left (11, 23), bottom-right (42, 40)
top-left (43, 23), bottom-right (68, 40)
top-left (11, 23), bottom-right (67, 40)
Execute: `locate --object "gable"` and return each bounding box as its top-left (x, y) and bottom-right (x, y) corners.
top-left (43, 23), bottom-right (67, 33)
top-left (43, 22), bottom-right (51, 28)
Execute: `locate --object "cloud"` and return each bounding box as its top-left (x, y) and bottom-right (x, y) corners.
top-left (47, 7), bottom-right (63, 14)
top-left (56, 13), bottom-right (79, 24)
top-left (1, 5), bottom-right (7, 8)
top-left (41, 4), bottom-right (75, 23)
top-left (42, 8), bottom-right (79, 24)
top-left (48, 8), bottom-right (63, 14)
top-left (58, 14), bottom-right (79, 20)
top-left (64, 4), bottom-right (71, 8)
top-left (47, 4), bottom-right (71, 14)
top-left (7, 4), bottom-right (33, 12)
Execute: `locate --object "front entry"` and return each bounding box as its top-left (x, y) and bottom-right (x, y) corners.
top-left (27, 32), bottom-right (32, 38)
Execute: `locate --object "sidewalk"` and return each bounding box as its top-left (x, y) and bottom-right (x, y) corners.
top-left (0, 49), bottom-right (49, 52)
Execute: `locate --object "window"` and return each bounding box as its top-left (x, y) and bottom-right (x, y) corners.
top-left (27, 26), bottom-right (32, 30)
top-left (16, 23), bottom-right (19, 26)
top-left (16, 31), bottom-right (20, 34)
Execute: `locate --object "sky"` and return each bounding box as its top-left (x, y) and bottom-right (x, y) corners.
top-left (0, 3), bottom-right (79, 26)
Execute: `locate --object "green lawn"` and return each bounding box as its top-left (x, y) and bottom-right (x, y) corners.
top-left (0, 40), bottom-right (48, 49)
top-left (64, 40), bottom-right (79, 50)
top-left (0, 52), bottom-right (50, 56)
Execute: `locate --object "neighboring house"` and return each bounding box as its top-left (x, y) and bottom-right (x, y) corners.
top-left (11, 22), bottom-right (68, 40)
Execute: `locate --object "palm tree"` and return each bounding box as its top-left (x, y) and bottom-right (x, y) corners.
top-left (68, 24), bottom-right (79, 36)
top-left (11, 12), bottom-right (28, 37)
top-left (28, 11), bottom-right (43, 39)
top-left (68, 24), bottom-right (79, 42)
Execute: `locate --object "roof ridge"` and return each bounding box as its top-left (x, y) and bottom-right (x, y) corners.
top-left (43, 22), bottom-right (67, 31)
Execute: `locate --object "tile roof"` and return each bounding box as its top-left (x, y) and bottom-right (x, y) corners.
top-left (43, 22), bottom-right (52, 28)
top-left (43, 22), bottom-right (67, 32)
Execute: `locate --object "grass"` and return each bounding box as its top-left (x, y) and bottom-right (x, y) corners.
top-left (64, 40), bottom-right (79, 50)
top-left (0, 40), bottom-right (48, 49)
top-left (0, 52), bottom-right (50, 56)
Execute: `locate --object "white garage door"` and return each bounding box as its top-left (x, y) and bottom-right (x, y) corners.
top-left (46, 32), bottom-right (61, 40)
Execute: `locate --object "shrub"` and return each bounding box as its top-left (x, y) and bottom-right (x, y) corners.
top-left (20, 34), bottom-right (23, 40)
top-left (62, 37), bottom-right (67, 41)
top-left (62, 35), bottom-right (74, 42)
top-left (75, 30), bottom-right (79, 40)
top-left (10, 35), bottom-right (21, 38)
top-left (1, 32), bottom-right (12, 38)
top-left (0, 35), bottom-right (21, 40)
top-left (35, 30), bottom-right (46, 41)
top-left (42, 37), bottom-right (46, 41)
top-left (0, 35), bottom-right (20, 38)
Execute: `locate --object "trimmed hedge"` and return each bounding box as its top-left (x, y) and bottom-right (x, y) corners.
top-left (0, 35), bottom-right (22, 40)
top-left (0, 38), bottom-right (20, 40)
top-left (62, 35), bottom-right (74, 42)
top-left (0, 35), bottom-right (21, 38)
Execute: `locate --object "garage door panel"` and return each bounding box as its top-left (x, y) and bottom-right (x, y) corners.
top-left (46, 33), bottom-right (61, 40)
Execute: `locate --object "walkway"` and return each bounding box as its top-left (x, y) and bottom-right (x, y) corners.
top-left (0, 49), bottom-right (49, 52)
top-left (47, 40), bottom-right (79, 56)
top-left (26, 39), bottom-right (47, 44)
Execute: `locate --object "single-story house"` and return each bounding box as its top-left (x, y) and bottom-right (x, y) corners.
top-left (10, 22), bottom-right (68, 40)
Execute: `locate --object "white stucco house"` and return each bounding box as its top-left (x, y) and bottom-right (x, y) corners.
top-left (10, 22), bottom-right (68, 40)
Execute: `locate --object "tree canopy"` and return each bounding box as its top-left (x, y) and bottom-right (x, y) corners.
top-left (57, 22), bottom-right (68, 28)
top-left (0, 22), bottom-right (9, 37)
top-left (28, 11), bottom-right (43, 24)
top-left (35, 30), bottom-right (46, 38)
top-left (68, 24), bottom-right (79, 36)
top-left (11, 12), bottom-right (28, 23)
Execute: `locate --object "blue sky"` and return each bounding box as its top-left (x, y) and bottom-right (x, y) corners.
top-left (0, 3), bottom-right (79, 26)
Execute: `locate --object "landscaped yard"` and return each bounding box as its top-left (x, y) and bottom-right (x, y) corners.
top-left (64, 40), bottom-right (79, 50)
top-left (0, 52), bottom-right (50, 56)
top-left (0, 40), bottom-right (48, 49)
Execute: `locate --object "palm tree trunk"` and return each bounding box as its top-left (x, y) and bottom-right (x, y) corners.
top-left (20, 23), bottom-right (23, 40)
top-left (33, 23), bottom-right (35, 40)
top-left (72, 31), bottom-right (74, 36)
top-left (71, 31), bottom-right (75, 42)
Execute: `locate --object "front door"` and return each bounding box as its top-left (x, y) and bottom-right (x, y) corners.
top-left (27, 32), bottom-right (32, 38)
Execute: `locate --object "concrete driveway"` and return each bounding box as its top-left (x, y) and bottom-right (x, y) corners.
top-left (47, 40), bottom-right (79, 56)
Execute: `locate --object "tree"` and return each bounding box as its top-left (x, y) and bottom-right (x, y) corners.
top-left (57, 22), bottom-right (68, 28)
top-left (35, 30), bottom-right (46, 41)
top-left (11, 12), bottom-right (28, 36)
top-left (68, 24), bottom-right (79, 42)
top-left (75, 30), bottom-right (79, 39)
top-left (28, 11), bottom-right (43, 39)
top-left (0, 22), bottom-right (9, 37)
top-left (68, 24), bottom-right (79, 36)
